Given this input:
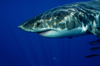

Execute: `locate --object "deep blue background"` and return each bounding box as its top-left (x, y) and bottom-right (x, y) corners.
top-left (0, 0), bottom-right (100, 66)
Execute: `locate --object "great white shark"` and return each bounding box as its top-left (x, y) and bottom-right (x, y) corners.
top-left (18, 0), bottom-right (100, 38)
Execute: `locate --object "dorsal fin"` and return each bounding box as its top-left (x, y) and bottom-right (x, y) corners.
top-left (93, 0), bottom-right (100, 1)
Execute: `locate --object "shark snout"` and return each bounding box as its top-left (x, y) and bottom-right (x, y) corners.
top-left (18, 25), bottom-right (32, 32)
top-left (18, 25), bottom-right (26, 30)
top-left (18, 25), bottom-right (23, 29)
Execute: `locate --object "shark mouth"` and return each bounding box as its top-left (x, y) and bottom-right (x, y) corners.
top-left (38, 30), bottom-right (52, 35)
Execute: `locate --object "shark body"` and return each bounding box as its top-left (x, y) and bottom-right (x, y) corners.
top-left (18, 0), bottom-right (100, 38)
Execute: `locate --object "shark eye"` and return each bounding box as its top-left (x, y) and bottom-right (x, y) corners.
top-left (37, 23), bottom-right (40, 26)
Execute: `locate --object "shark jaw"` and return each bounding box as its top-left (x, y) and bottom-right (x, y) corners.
top-left (38, 27), bottom-right (89, 38)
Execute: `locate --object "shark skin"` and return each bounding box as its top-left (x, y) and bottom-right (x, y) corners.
top-left (18, 0), bottom-right (100, 38)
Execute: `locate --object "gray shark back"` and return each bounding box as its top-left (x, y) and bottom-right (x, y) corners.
top-left (18, 0), bottom-right (100, 38)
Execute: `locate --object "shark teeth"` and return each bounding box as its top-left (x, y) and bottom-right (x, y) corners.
top-left (38, 30), bottom-right (51, 35)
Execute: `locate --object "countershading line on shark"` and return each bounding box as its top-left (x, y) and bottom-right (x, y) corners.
top-left (18, 0), bottom-right (100, 38)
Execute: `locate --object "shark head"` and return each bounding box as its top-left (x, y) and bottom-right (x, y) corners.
top-left (18, 4), bottom-right (90, 38)
top-left (18, 16), bottom-right (71, 38)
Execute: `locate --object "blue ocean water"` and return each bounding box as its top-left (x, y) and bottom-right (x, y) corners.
top-left (0, 0), bottom-right (100, 66)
